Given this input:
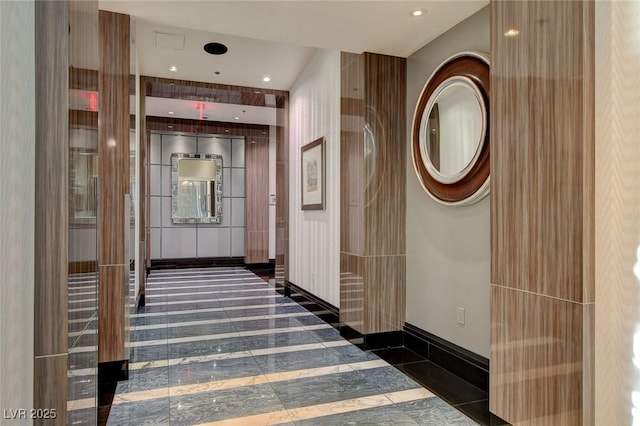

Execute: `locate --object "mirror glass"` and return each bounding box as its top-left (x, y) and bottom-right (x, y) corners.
top-left (419, 77), bottom-right (485, 184)
top-left (171, 153), bottom-right (223, 223)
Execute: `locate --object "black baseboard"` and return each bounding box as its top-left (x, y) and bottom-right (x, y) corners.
top-left (286, 281), bottom-right (340, 327)
top-left (98, 359), bottom-right (129, 383)
top-left (150, 256), bottom-right (245, 269)
top-left (404, 322), bottom-right (489, 392)
top-left (339, 325), bottom-right (403, 351)
top-left (135, 291), bottom-right (145, 309)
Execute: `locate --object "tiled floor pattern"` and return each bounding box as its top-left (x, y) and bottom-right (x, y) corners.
top-left (67, 267), bottom-right (478, 425)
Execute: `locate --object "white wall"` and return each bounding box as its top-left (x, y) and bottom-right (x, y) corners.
top-left (149, 133), bottom-right (246, 259)
top-left (0, 0), bottom-right (35, 414)
top-left (406, 7), bottom-right (490, 357)
top-left (594, 1), bottom-right (640, 424)
top-left (289, 49), bottom-right (341, 307)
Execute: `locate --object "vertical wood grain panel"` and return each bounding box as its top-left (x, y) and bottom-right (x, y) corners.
top-left (339, 52), bottom-right (406, 334)
top-left (34, 0), bottom-right (68, 419)
top-left (34, 355), bottom-right (68, 426)
top-left (98, 10), bottom-right (129, 362)
top-left (245, 138), bottom-right (270, 263)
top-left (34, 0), bottom-right (68, 358)
top-left (490, 1), bottom-right (595, 424)
top-left (138, 77), bottom-right (147, 300)
top-left (275, 96), bottom-right (289, 285)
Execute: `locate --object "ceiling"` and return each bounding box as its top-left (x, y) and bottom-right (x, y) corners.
top-left (99, 0), bottom-right (488, 92)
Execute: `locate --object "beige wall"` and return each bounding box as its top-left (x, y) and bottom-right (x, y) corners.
top-left (594, 1), bottom-right (640, 424)
top-left (0, 0), bottom-right (35, 415)
top-left (405, 7), bottom-right (490, 357)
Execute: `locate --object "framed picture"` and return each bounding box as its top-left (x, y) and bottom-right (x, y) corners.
top-left (301, 137), bottom-right (325, 210)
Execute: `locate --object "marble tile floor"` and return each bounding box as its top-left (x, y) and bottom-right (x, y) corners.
top-left (68, 267), bottom-right (479, 425)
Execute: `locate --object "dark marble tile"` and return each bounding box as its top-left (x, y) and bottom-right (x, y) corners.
top-left (167, 322), bottom-right (235, 338)
top-left (130, 328), bottom-right (168, 342)
top-left (254, 347), bottom-right (345, 374)
top-left (330, 345), bottom-right (382, 364)
top-left (396, 361), bottom-right (487, 407)
top-left (69, 352), bottom-right (98, 370)
top-left (230, 316), bottom-right (312, 332)
top-left (167, 336), bottom-right (250, 359)
top-left (454, 399), bottom-right (509, 426)
top-left (306, 326), bottom-right (344, 342)
top-left (294, 404), bottom-right (418, 425)
top-left (270, 367), bottom-right (420, 409)
top-left (220, 296), bottom-right (290, 307)
top-left (223, 304), bottom-right (307, 318)
top-left (106, 397), bottom-right (170, 425)
top-left (130, 344), bottom-right (169, 363)
top-left (163, 310), bottom-right (230, 324)
top-left (113, 367), bottom-right (169, 393)
top-left (168, 357), bottom-right (263, 386)
top-left (239, 329), bottom-right (326, 350)
top-left (69, 331), bottom-right (98, 349)
top-left (68, 407), bottom-right (97, 426)
top-left (372, 347), bottom-right (427, 365)
top-left (397, 397), bottom-right (479, 425)
top-left (68, 373), bottom-right (97, 401)
top-left (169, 383), bottom-right (285, 425)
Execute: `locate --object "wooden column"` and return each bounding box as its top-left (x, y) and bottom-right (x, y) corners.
top-left (275, 95), bottom-right (290, 285)
top-left (137, 77), bottom-right (147, 305)
top-left (490, 1), bottom-right (594, 424)
top-left (34, 0), bottom-right (69, 421)
top-left (98, 10), bottom-right (130, 363)
top-left (245, 136), bottom-right (270, 264)
top-left (340, 52), bottom-right (406, 334)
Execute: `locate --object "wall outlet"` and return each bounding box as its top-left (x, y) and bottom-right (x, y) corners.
top-left (457, 307), bottom-right (465, 325)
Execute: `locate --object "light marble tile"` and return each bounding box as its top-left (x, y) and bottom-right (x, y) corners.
top-left (197, 227), bottom-right (231, 257)
top-left (231, 168), bottom-right (245, 197)
top-left (149, 132), bottom-right (161, 164)
top-left (149, 196), bottom-right (161, 227)
top-left (231, 197), bottom-right (245, 226)
top-left (161, 134), bottom-right (197, 165)
top-left (150, 228), bottom-right (161, 259)
top-left (161, 228), bottom-right (196, 258)
top-left (231, 137), bottom-right (245, 168)
top-left (160, 165), bottom-right (171, 196)
top-left (231, 227), bottom-right (245, 257)
top-left (149, 165), bottom-right (161, 196)
top-left (197, 136), bottom-right (231, 165)
top-left (222, 168), bottom-right (231, 197)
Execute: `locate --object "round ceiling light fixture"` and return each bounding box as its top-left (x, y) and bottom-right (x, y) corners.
top-left (411, 8), bottom-right (427, 17)
top-left (169, 65), bottom-right (178, 72)
top-left (262, 76), bottom-right (271, 82)
top-left (203, 42), bottom-right (228, 55)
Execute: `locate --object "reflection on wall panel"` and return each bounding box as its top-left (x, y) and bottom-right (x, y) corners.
top-left (490, 1), bottom-right (595, 424)
top-left (148, 133), bottom-right (246, 259)
top-left (340, 52), bottom-right (406, 334)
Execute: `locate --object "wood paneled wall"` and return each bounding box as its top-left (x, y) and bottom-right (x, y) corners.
top-left (340, 52), bottom-right (406, 334)
top-left (490, 1), bottom-right (595, 424)
top-left (34, 0), bottom-right (69, 419)
top-left (245, 138), bottom-right (270, 263)
top-left (98, 10), bottom-right (130, 363)
top-left (138, 77), bottom-right (147, 302)
top-left (275, 96), bottom-right (290, 286)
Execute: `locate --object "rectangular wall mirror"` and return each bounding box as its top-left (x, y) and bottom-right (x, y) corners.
top-left (171, 153), bottom-right (223, 223)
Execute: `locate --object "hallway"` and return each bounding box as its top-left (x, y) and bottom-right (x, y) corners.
top-left (97, 267), bottom-right (476, 425)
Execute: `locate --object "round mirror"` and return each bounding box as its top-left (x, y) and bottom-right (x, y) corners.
top-left (411, 52), bottom-right (490, 206)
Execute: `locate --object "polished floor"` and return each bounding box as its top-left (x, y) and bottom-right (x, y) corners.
top-left (71, 267), bottom-right (479, 425)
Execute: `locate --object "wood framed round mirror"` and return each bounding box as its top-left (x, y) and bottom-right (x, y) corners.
top-left (411, 52), bottom-right (490, 206)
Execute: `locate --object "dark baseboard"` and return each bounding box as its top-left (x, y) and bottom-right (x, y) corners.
top-left (404, 322), bottom-right (489, 392)
top-left (135, 290), bottom-right (145, 308)
top-left (286, 281), bottom-right (340, 327)
top-left (339, 325), bottom-right (403, 351)
top-left (98, 359), bottom-right (129, 383)
top-left (150, 257), bottom-right (245, 270)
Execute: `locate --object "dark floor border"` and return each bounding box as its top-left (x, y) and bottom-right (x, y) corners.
top-left (150, 256), bottom-right (245, 270)
top-left (404, 322), bottom-right (489, 392)
top-left (277, 280), bottom-right (490, 402)
top-left (98, 359), bottom-right (129, 383)
top-left (286, 280), bottom-right (340, 327)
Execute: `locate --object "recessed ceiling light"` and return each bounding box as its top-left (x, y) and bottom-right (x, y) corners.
top-left (504, 29), bottom-right (520, 37)
top-left (169, 65), bottom-right (178, 72)
top-left (234, 117), bottom-right (240, 120)
top-left (168, 111), bottom-right (174, 115)
top-left (411, 8), bottom-right (426, 17)
top-left (203, 42), bottom-right (228, 55)
top-left (262, 76), bottom-right (271, 82)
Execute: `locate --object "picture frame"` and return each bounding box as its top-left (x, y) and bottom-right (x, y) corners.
top-left (301, 137), bottom-right (325, 210)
